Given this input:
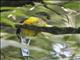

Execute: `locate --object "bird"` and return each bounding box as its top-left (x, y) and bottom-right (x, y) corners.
top-left (16, 12), bottom-right (50, 39)
top-left (16, 12), bottom-right (50, 58)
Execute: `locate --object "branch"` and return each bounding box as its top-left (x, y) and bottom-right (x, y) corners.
top-left (16, 24), bottom-right (80, 35)
top-left (0, 9), bottom-right (12, 12)
top-left (1, 0), bottom-right (72, 7)
top-left (1, 0), bottom-right (42, 7)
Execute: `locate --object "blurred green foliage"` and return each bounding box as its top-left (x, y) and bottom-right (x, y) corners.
top-left (0, 0), bottom-right (80, 60)
top-left (64, 2), bottom-right (80, 10)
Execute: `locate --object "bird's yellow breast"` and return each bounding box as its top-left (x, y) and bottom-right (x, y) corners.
top-left (21, 17), bottom-right (40, 36)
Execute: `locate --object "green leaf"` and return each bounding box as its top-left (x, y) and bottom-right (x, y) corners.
top-left (0, 16), bottom-right (15, 28)
top-left (64, 2), bottom-right (80, 10)
top-left (1, 7), bottom-right (16, 10)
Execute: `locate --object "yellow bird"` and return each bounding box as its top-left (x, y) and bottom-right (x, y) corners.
top-left (21, 17), bottom-right (48, 36)
top-left (16, 12), bottom-right (50, 38)
top-left (16, 12), bottom-right (50, 57)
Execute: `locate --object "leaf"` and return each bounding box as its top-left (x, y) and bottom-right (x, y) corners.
top-left (64, 2), bottom-right (80, 10)
top-left (1, 7), bottom-right (16, 10)
top-left (0, 16), bottom-right (15, 28)
top-left (0, 39), bottom-right (28, 49)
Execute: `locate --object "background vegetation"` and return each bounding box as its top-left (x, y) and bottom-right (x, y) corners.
top-left (0, 0), bottom-right (80, 60)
